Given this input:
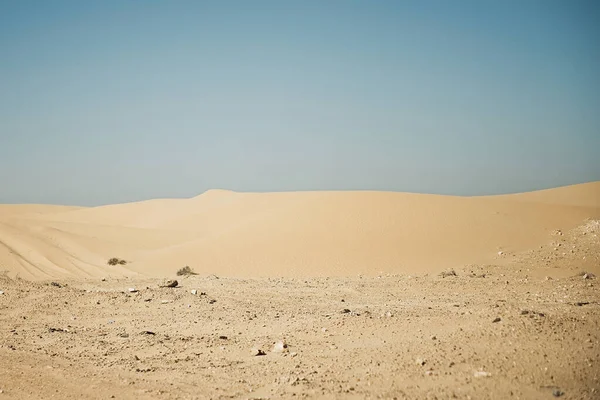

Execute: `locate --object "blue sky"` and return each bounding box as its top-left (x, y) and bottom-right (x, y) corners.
top-left (1, 0), bottom-right (599, 205)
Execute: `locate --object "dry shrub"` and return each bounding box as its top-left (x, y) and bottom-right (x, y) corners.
top-left (439, 269), bottom-right (457, 278)
top-left (177, 266), bottom-right (198, 276)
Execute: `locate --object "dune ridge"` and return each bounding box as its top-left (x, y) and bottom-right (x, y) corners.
top-left (1, 182), bottom-right (598, 280)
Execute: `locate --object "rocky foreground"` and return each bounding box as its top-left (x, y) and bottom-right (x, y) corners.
top-left (0, 221), bottom-right (599, 400)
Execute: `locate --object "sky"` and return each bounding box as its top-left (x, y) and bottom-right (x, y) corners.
top-left (1, 0), bottom-right (599, 205)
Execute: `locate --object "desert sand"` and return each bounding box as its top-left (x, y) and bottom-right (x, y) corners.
top-left (0, 182), bottom-right (599, 399)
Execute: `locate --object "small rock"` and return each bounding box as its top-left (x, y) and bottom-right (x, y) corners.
top-left (101, 278), bottom-right (106, 282)
top-left (50, 282), bottom-right (62, 288)
top-left (416, 358), bottom-right (426, 366)
top-left (552, 389), bottom-right (564, 397)
top-left (0, 291), bottom-right (4, 295)
top-left (139, 330), bottom-right (156, 335)
top-left (128, 288), bottom-right (138, 293)
top-left (430, 335), bottom-right (437, 340)
top-left (161, 300), bottom-right (172, 304)
top-left (425, 370), bottom-right (434, 376)
top-left (160, 280), bottom-right (178, 288)
top-left (209, 299), bottom-right (217, 304)
top-left (498, 251), bottom-right (504, 256)
top-left (492, 317), bottom-right (501, 323)
top-left (219, 335), bottom-right (228, 340)
top-left (272, 340), bottom-right (288, 353)
top-left (473, 371), bottom-right (491, 378)
top-left (290, 352), bottom-right (298, 358)
top-left (250, 347), bottom-right (266, 356)
top-left (340, 308), bottom-right (351, 314)
top-left (583, 273), bottom-right (595, 280)
top-left (190, 289), bottom-right (198, 295)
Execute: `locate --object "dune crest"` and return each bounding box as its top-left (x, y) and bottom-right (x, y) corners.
top-left (0, 182), bottom-right (598, 280)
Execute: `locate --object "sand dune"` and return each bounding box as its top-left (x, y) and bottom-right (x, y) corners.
top-left (1, 182), bottom-right (598, 280)
top-left (0, 204), bottom-right (84, 218)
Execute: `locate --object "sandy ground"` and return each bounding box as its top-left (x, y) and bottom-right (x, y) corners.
top-left (1, 182), bottom-right (599, 281)
top-left (1, 183), bottom-right (599, 399)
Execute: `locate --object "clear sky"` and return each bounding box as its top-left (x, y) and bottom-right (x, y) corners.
top-left (1, 0), bottom-right (599, 205)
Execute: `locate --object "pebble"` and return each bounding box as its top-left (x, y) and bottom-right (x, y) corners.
top-left (161, 280), bottom-right (178, 288)
top-left (552, 389), bottom-right (564, 397)
top-left (272, 340), bottom-right (288, 353)
top-left (492, 317), bottom-right (501, 323)
top-left (250, 347), bottom-right (266, 356)
top-left (128, 288), bottom-right (138, 293)
top-left (0, 290), bottom-right (4, 295)
top-left (190, 289), bottom-right (198, 295)
top-left (430, 335), bottom-right (437, 340)
top-left (473, 371), bottom-right (492, 378)
top-left (416, 358), bottom-right (426, 366)
top-left (161, 300), bottom-right (172, 304)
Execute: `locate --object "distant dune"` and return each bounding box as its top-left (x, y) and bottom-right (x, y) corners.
top-left (1, 182), bottom-right (598, 280)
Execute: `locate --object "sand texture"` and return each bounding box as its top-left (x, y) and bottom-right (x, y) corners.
top-left (1, 182), bottom-right (598, 280)
top-left (0, 182), bottom-right (599, 399)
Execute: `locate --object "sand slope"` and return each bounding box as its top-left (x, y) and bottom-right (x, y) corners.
top-left (1, 182), bottom-right (599, 280)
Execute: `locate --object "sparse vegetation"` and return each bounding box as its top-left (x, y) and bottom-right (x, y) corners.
top-left (177, 266), bottom-right (198, 276)
top-left (439, 269), bottom-right (457, 278)
top-left (108, 258), bottom-right (127, 266)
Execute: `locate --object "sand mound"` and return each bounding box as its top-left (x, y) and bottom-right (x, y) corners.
top-left (0, 204), bottom-right (84, 218)
top-left (1, 182), bottom-right (598, 280)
